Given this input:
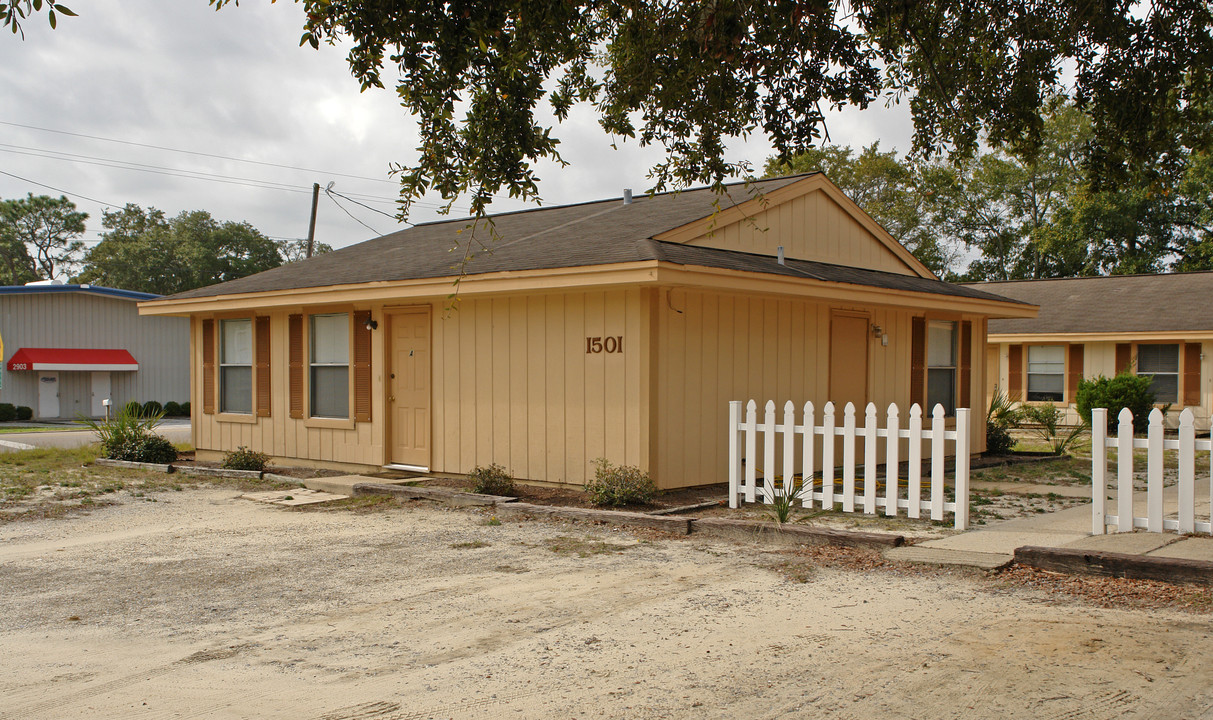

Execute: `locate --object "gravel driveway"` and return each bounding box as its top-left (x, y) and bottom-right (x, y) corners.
top-left (0, 489), bottom-right (1210, 719)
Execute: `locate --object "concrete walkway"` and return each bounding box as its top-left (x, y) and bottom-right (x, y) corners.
top-left (888, 485), bottom-right (1213, 572)
top-left (0, 420), bottom-right (190, 452)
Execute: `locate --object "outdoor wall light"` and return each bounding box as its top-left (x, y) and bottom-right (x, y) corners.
top-left (364, 317), bottom-right (379, 331)
top-left (871, 324), bottom-right (883, 337)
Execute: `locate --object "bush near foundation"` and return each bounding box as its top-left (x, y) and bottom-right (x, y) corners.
top-left (0, 404), bottom-right (16, 422)
top-left (181, 401), bottom-right (191, 417)
top-left (15, 406), bottom-right (32, 421)
top-left (586, 458), bottom-right (656, 507)
top-left (1075, 372), bottom-right (1156, 433)
top-left (467, 463), bottom-right (515, 496)
top-left (222, 446), bottom-right (271, 471)
top-left (123, 400), bottom-right (142, 417)
top-left (142, 401), bottom-right (163, 417)
top-left (82, 406), bottom-right (178, 464)
top-left (163, 401), bottom-right (183, 417)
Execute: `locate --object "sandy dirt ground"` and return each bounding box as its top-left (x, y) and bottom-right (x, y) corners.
top-left (0, 490), bottom-right (1210, 720)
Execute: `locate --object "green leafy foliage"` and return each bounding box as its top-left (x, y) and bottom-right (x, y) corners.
top-left (76, 205), bottom-right (281, 295)
top-left (1075, 372), bottom-right (1156, 434)
top-left (764, 479), bottom-right (810, 525)
top-left (181, 401), bottom-right (191, 417)
top-left (122, 400), bottom-right (142, 417)
top-left (585, 458), bottom-right (656, 507)
top-left (0, 403), bottom-right (16, 422)
top-left (0, 193), bottom-right (86, 281)
top-left (163, 401), bottom-right (183, 417)
top-left (222, 446), bottom-right (271, 471)
top-left (466, 463), bottom-right (515, 496)
top-left (1018, 403), bottom-right (1087, 455)
top-left (141, 401), bottom-right (163, 417)
top-left (985, 389), bottom-right (1022, 456)
top-left (15, 406), bottom-right (32, 421)
top-left (81, 406), bottom-right (178, 463)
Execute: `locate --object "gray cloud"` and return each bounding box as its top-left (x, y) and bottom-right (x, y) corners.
top-left (1, 1), bottom-right (917, 260)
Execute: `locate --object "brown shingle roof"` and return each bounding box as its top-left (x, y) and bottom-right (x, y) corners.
top-left (161, 175), bottom-right (1021, 307)
top-left (968, 273), bottom-right (1213, 335)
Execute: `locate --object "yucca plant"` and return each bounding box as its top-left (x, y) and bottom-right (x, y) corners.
top-left (764, 476), bottom-right (811, 525)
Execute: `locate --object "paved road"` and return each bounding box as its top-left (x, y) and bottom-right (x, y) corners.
top-left (0, 421), bottom-right (190, 452)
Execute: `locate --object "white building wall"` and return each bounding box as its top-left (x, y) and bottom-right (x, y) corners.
top-left (0, 291), bottom-right (189, 418)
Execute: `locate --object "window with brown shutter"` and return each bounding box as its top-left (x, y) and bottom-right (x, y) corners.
top-left (1007, 344), bottom-right (1023, 398)
top-left (910, 316), bottom-right (925, 408)
top-left (1115, 343), bottom-right (1132, 374)
top-left (1183, 342), bottom-right (1202, 407)
top-left (353, 311), bottom-right (373, 423)
top-left (201, 318), bottom-right (216, 414)
top-left (959, 320), bottom-right (972, 410)
top-left (288, 314), bottom-right (304, 419)
top-left (255, 316), bottom-right (271, 417)
top-left (1067, 344), bottom-right (1084, 403)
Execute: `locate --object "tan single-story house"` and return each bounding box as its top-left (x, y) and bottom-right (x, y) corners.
top-left (970, 273), bottom-right (1213, 429)
top-left (139, 173), bottom-right (1034, 488)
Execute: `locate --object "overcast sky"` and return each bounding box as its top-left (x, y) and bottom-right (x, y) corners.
top-left (0, 1), bottom-right (916, 260)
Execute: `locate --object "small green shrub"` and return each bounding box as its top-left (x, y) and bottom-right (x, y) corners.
top-left (765, 478), bottom-right (810, 525)
top-left (222, 446), bottom-right (271, 471)
top-left (467, 463), bottom-right (515, 495)
top-left (123, 400), bottom-right (143, 417)
top-left (142, 400), bottom-right (163, 417)
top-left (163, 401), bottom-right (183, 417)
top-left (1019, 403), bottom-right (1086, 455)
top-left (0, 403), bottom-right (16, 422)
top-left (181, 401), bottom-right (191, 416)
top-left (81, 406), bottom-right (176, 463)
top-left (585, 458), bottom-right (657, 507)
top-left (15, 406), bottom-right (32, 421)
top-left (985, 389), bottom-right (1021, 456)
top-left (1075, 372), bottom-right (1155, 433)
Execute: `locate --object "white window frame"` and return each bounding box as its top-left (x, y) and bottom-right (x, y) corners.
top-left (218, 317), bottom-right (253, 415)
top-left (309, 312), bottom-right (351, 419)
top-left (926, 320), bottom-right (957, 416)
top-left (1137, 343), bottom-right (1179, 405)
top-left (1026, 344), bottom-right (1066, 403)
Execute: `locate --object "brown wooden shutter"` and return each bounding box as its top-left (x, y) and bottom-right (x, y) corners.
top-left (1183, 342), bottom-right (1202, 407)
top-left (1115, 343), bottom-right (1132, 374)
top-left (255, 316), bottom-right (272, 417)
top-left (1007, 344), bottom-right (1023, 399)
top-left (289, 314), bottom-right (304, 419)
top-left (1067, 343), bottom-right (1084, 403)
top-left (910, 316), bottom-right (926, 407)
top-left (353, 311), bottom-right (373, 423)
top-left (959, 320), bottom-right (972, 410)
top-left (201, 318), bottom-right (216, 414)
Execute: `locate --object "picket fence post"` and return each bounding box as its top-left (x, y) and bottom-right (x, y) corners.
top-left (1178, 408), bottom-right (1195, 534)
top-left (842, 403), bottom-right (857, 512)
top-left (762, 401), bottom-right (776, 504)
top-left (930, 404), bottom-right (945, 521)
top-left (728, 401), bottom-right (742, 509)
top-left (953, 408), bottom-right (970, 530)
top-left (1091, 408), bottom-right (1107, 535)
top-left (822, 402), bottom-right (836, 511)
top-left (907, 404), bottom-right (923, 519)
top-left (863, 403), bottom-right (878, 514)
top-left (783, 401), bottom-right (796, 501)
top-left (1147, 408), bottom-right (1164, 532)
top-left (744, 400), bottom-right (757, 504)
top-left (801, 402), bottom-right (815, 509)
top-left (1117, 408), bottom-right (1134, 533)
top-left (885, 404), bottom-right (900, 517)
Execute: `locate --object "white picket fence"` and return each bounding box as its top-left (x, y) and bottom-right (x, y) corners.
top-left (1091, 407), bottom-right (1213, 535)
top-left (727, 400), bottom-right (971, 529)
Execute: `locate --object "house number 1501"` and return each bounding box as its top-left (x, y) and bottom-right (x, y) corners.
top-left (585, 336), bottom-right (623, 354)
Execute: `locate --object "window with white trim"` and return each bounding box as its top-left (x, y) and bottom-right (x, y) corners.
top-left (1138, 343), bottom-right (1179, 404)
top-left (926, 321), bottom-right (956, 415)
top-left (219, 318), bottom-right (252, 414)
top-left (310, 313), bottom-right (350, 418)
top-left (1026, 345), bottom-right (1065, 402)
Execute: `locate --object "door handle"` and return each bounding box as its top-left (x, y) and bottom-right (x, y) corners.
top-left (389, 396), bottom-right (395, 402)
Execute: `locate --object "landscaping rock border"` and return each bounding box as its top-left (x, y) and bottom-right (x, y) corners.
top-left (94, 458), bottom-right (175, 473)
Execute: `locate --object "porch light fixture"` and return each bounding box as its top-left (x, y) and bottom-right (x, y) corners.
top-left (364, 317), bottom-right (378, 331)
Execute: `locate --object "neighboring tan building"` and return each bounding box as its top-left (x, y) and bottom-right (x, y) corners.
top-left (971, 273), bottom-right (1213, 429)
top-left (0, 283), bottom-right (190, 419)
top-left (139, 174), bottom-right (1034, 488)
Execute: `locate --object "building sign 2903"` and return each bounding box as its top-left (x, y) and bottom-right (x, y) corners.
top-left (585, 336), bottom-right (623, 354)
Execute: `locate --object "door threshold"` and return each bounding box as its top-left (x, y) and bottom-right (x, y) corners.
top-left (383, 463), bottom-right (429, 473)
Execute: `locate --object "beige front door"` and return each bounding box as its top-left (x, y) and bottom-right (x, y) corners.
top-left (388, 308), bottom-right (431, 468)
top-left (829, 311), bottom-right (870, 412)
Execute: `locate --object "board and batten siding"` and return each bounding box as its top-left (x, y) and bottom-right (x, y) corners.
top-left (429, 288), bottom-right (650, 485)
top-left (0, 292), bottom-right (188, 416)
top-left (653, 288), bottom-right (985, 489)
top-left (191, 308), bottom-right (386, 469)
top-left (679, 188), bottom-right (915, 276)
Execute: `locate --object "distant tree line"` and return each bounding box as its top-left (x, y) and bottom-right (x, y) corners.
top-left (765, 99), bottom-right (1213, 281)
top-left (0, 195), bottom-right (332, 294)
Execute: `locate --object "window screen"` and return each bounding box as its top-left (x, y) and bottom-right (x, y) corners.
top-left (220, 318), bottom-right (252, 414)
top-left (926, 321), bottom-right (956, 415)
top-left (1138, 344), bottom-right (1179, 404)
top-left (1027, 345), bottom-right (1065, 402)
top-left (310, 313), bottom-right (350, 418)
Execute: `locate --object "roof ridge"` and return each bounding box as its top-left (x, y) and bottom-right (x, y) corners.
top-left (964, 269), bottom-right (1213, 286)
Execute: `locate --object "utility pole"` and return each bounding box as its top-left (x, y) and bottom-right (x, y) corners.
top-left (305, 182), bottom-right (320, 258)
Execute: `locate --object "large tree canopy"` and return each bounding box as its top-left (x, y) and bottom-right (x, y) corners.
top-left (0, 193), bottom-right (86, 281)
top-left (8, 0), bottom-right (1210, 219)
top-left (76, 205), bottom-right (282, 295)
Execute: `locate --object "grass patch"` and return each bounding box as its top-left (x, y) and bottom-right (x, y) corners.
top-left (0, 426), bottom-right (81, 434)
top-left (545, 535), bottom-right (630, 557)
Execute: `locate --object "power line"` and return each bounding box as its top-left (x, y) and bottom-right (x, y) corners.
top-left (327, 186), bottom-right (408, 224)
top-left (325, 192), bottom-right (381, 237)
top-left (0, 169), bottom-right (118, 208)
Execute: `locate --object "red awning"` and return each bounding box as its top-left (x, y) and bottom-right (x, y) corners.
top-left (6, 348), bottom-right (139, 372)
